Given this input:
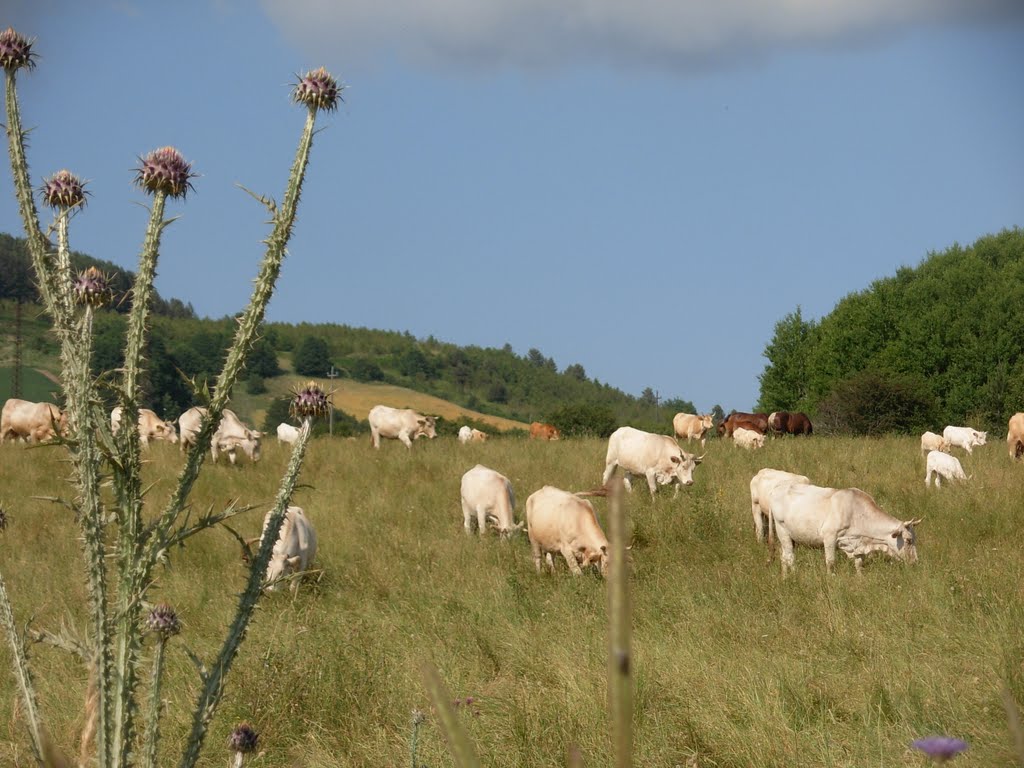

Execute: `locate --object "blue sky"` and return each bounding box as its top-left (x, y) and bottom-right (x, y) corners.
top-left (2, 1), bottom-right (1022, 412)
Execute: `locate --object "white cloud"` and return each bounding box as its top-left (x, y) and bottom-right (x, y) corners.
top-left (261, 0), bottom-right (1021, 73)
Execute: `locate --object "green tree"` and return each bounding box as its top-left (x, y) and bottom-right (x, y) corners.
top-left (548, 403), bottom-right (617, 438)
top-left (293, 336), bottom-right (332, 376)
top-left (757, 307), bottom-right (816, 412)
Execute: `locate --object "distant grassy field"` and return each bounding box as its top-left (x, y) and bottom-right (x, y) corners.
top-left (1, 434), bottom-right (1022, 766)
top-left (0, 367), bottom-right (61, 404)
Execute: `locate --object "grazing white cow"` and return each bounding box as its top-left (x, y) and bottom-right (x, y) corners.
top-left (749, 468), bottom-right (811, 545)
top-left (368, 405), bottom-right (436, 449)
top-left (460, 464), bottom-right (519, 537)
top-left (458, 425), bottom-right (474, 444)
top-left (469, 428), bottom-right (488, 442)
top-left (526, 486), bottom-right (609, 576)
top-left (277, 423), bottom-right (300, 445)
top-left (1007, 412), bottom-right (1024, 460)
top-left (178, 406), bottom-right (206, 452)
top-left (111, 406), bottom-right (178, 447)
top-left (672, 412), bottom-right (714, 448)
top-left (925, 450), bottom-right (967, 488)
top-left (942, 425), bottom-right (987, 455)
top-left (212, 409), bottom-right (262, 464)
top-left (766, 483), bottom-right (920, 575)
top-left (259, 506), bottom-right (317, 592)
top-left (733, 426), bottom-right (765, 450)
top-left (0, 399), bottom-right (67, 444)
top-left (602, 426), bottom-right (703, 495)
top-left (920, 431), bottom-right (950, 456)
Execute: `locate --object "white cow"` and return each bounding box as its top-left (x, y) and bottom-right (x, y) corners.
top-left (460, 464), bottom-right (519, 537)
top-left (733, 426), bottom-right (765, 450)
top-left (749, 468), bottom-right (811, 545)
top-left (458, 426), bottom-right (489, 444)
top-left (672, 413), bottom-right (714, 449)
top-left (178, 406), bottom-right (206, 452)
top-left (277, 423), bottom-right (300, 445)
top-left (602, 426), bottom-right (703, 495)
top-left (526, 486), bottom-right (609, 576)
top-left (920, 431), bottom-right (950, 455)
top-left (178, 407), bottom-right (262, 463)
top-left (925, 450), bottom-right (967, 488)
top-left (942, 425), bottom-right (987, 455)
top-left (259, 505), bottom-right (317, 592)
top-left (368, 405), bottom-right (437, 449)
top-left (0, 398), bottom-right (67, 443)
top-left (766, 482), bottom-right (921, 575)
top-left (111, 406), bottom-right (178, 447)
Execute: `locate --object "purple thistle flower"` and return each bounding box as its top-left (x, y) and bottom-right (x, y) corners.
top-left (41, 169), bottom-right (88, 210)
top-left (228, 722), bottom-right (259, 754)
top-left (293, 66), bottom-right (342, 113)
top-left (145, 603), bottom-right (180, 638)
top-left (73, 266), bottom-right (112, 308)
top-left (911, 735), bottom-right (968, 763)
top-left (0, 28), bottom-right (36, 73)
top-left (290, 381), bottom-right (330, 420)
top-left (134, 146), bottom-right (196, 199)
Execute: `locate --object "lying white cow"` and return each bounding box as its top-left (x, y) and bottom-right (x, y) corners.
top-left (259, 505), bottom-right (317, 592)
top-left (178, 407), bottom-right (262, 463)
top-left (0, 398), bottom-right (67, 443)
top-left (920, 431), bottom-right (950, 455)
top-left (526, 485), bottom-right (609, 576)
top-left (602, 426), bottom-right (703, 495)
top-left (942, 425), bottom-right (987, 455)
top-left (925, 450), bottom-right (967, 488)
top-left (458, 425), bottom-right (488, 444)
top-left (111, 406), bottom-right (178, 447)
top-left (733, 426), bottom-right (765, 450)
top-left (672, 412), bottom-right (713, 449)
top-left (460, 464), bottom-right (520, 537)
top-left (767, 482), bottom-right (920, 575)
top-left (368, 405), bottom-right (436, 449)
top-left (749, 468), bottom-right (810, 545)
top-left (277, 423), bottom-right (300, 445)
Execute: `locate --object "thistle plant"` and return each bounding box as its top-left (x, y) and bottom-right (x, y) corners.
top-left (1, 27), bottom-right (340, 768)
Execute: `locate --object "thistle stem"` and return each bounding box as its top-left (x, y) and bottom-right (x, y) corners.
top-left (140, 637), bottom-right (168, 768)
top-left (0, 564), bottom-right (45, 764)
top-left (607, 478), bottom-right (632, 768)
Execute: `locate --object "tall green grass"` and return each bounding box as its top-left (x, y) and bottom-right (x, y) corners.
top-left (2, 434), bottom-right (1022, 766)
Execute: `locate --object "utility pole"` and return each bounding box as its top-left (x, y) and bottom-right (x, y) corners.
top-left (326, 365), bottom-right (339, 436)
top-left (12, 299), bottom-right (23, 399)
top-left (654, 390), bottom-right (660, 423)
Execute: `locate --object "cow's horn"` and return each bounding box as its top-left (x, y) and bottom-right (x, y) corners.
top-left (694, 453), bottom-right (706, 464)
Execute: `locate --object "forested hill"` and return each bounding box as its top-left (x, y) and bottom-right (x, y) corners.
top-left (0, 233), bottom-right (696, 436)
top-left (758, 228), bottom-right (1024, 434)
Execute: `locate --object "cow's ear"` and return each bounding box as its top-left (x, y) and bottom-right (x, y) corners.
top-left (286, 555), bottom-right (302, 568)
top-left (600, 545), bottom-right (608, 554)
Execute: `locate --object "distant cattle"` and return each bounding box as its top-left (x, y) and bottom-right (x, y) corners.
top-left (717, 412), bottom-right (768, 438)
top-left (602, 426), bottom-right (702, 495)
top-left (530, 422), bottom-right (561, 441)
top-left (277, 423), bottom-right (300, 445)
top-left (942, 425), bottom-right (987, 455)
top-left (766, 482), bottom-right (920, 575)
top-left (460, 464), bottom-right (519, 537)
top-left (920, 431), bottom-right (950, 456)
top-left (733, 427), bottom-right (765, 450)
top-left (111, 406), bottom-right (178, 447)
top-left (368, 405), bottom-right (437, 449)
top-left (1007, 413), bottom-right (1024, 460)
top-left (925, 450), bottom-right (967, 488)
top-left (178, 407), bottom-right (262, 464)
top-left (767, 411), bottom-right (813, 436)
top-left (749, 468), bottom-right (811, 545)
top-left (526, 485), bottom-right (608, 576)
top-left (259, 505), bottom-right (317, 593)
top-left (0, 399), bottom-right (67, 444)
top-left (458, 426), bottom-right (489, 444)
top-left (672, 413), bottom-right (713, 448)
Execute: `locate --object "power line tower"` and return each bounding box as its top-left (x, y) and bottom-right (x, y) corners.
top-left (326, 365), bottom-right (339, 436)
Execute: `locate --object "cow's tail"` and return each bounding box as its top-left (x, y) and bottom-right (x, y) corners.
top-left (574, 486), bottom-right (609, 498)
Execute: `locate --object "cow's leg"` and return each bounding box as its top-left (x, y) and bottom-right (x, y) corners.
top-left (964, 444), bottom-right (972, 455)
top-left (601, 461), bottom-right (617, 487)
top-left (777, 528), bottom-right (795, 576)
top-left (752, 501), bottom-right (764, 543)
top-left (399, 431), bottom-right (413, 449)
top-left (823, 535), bottom-right (838, 573)
top-left (645, 470), bottom-right (659, 495)
top-left (476, 506), bottom-right (488, 537)
top-left (228, 447), bottom-right (238, 465)
top-left (462, 499), bottom-right (475, 534)
top-left (854, 556), bottom-right (864, 575)
top-left (370, 426), bottom-right (381, 449)
top-left (621, 473), bottom-right (633, 493)
top-left (545, 552), bottom-right (556, 573)
top-left (560, 545), bottom-right (583, 575)
top-left (935, 474), bottom-right (942, 488)
top-left (531, 540), bottom-right (543, 572)
top-left (924, 469), bottom-right (931, 488)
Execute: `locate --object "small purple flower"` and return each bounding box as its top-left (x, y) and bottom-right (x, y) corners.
top-left (228, 722), bottom-right (259, 754)
top-left (134, 146), bottom-right (196, 199)
top-left (0, 28), bottom-right (36, 72)
top-left (293, 66), bottom-right (342, 112)
top-left (73, 266), bottom-right (112, 308)
top-left (290, 381), bottom-right (330, 420)
top-left (41, 169), bottom-right (88, 209)
top-left (146, 603), bottom-right (180, 638)
top-left (912, 736), bottom-right (968, 763)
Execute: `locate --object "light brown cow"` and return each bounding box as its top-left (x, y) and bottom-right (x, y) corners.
top-left (602, 426), bottom-right (702, 495)
top-left (1008, 413), bottom-right (1024, 460)
top-left (111, 406), bottom-right (178, 447)
top-left (460, 464), bottom-right (519, 537)
top-left (529, 422), bottom-right (561, 441)
top-left (1, 398), bottom-right (68, 444)
top-left (672, 412), bottom-right (714, 448)
top-left (733, 426), bottom-right (765, 450)
top-left (920, 431), bottom-right (950, 456)
top-left (526, 485), bottom-right (608, 576)
top-left (368, 405), bottom-right (437, 449)
top-left (458, 426), bottom-right (489, 444)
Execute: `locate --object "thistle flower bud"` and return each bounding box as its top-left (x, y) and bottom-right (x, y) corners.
top-left (134, 146), bottom-right (196, 199)
top-left (146, 604), bottom-right (180, 638)
top-left (228, 723), bottom-right (259, 754)
top-left (73, 266), bottom-right (112, 308)
top-left (290, 381), bottom-right (330, 420)
top-left (0, 28), bottom-right (36, 73)
top-left (293, 67), bottom-right (342, 113)
top-left (41, 170), bottom-right (87, 209)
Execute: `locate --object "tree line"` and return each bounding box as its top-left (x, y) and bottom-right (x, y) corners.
top-left (757, 228), bottom-right (1024, 435)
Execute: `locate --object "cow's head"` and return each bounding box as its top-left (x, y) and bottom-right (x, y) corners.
top-left (240, 432), bottom-right (262, 462)
top-left (700, 414), bottom-right (713, 430)
top-left (890, 518), bottom-right (922, 564)
top-left (547, 426), bottom-right (561, 440)
top-left (661, 450), bottom-right (700, 487)
top-left (575, 544), bottom-right (609, 576)
top-left (417, 416), bottom-right (437, 440)
top-left (975, 431), bottom-right (988, 445)
top-left (716, 422), bottom-right (727, 437)
top-left (158, 421), bottom-right (179, 444)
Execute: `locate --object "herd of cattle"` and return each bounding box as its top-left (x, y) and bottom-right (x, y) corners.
top-left (2, 397), bottom-right (1023, 583)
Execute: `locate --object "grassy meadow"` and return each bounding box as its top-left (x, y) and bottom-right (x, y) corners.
top-left (0, 432), bottom-right (1022, 766)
